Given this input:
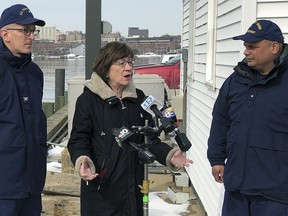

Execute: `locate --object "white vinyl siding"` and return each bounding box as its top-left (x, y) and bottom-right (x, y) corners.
top-left (182, 0), bottom-right (288, 215)
top-left (205, 0), bottom-right (217, 89)
top-left (184, 0), bottom-right (226, 215)
top-left (257, 0), bottom-right (288, 40)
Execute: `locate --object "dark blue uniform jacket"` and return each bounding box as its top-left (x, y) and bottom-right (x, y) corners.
top-left (208, 44), bottom-right (288, 204)
top-left (0, 39), bottom-right (47, 199)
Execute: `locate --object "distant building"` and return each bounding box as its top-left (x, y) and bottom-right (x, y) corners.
top-left (37, 26), bottom-right (57, 42)
top-left (32, 41), bottom-right (71, 57)
top-left (101, 32), bottom-right (121, 43)
top-left (58, 33), bottom-right (67, 43)
top-left (66, 31), bottom-right (85, 43)
top-left (32, 25), bottom-right (180, 57)
top-left (128, 27), bottom-right (149, 38)
top-left (125, 35), bottom-right (181, 54)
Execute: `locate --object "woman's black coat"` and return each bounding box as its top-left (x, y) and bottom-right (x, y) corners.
top-left (68, 73), bottom-right (173, 216)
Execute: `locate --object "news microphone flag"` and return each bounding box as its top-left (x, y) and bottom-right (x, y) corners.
top-left (112, 127), bottom-right (134, 142)
top-left (141, 95), bottom-right (163, 117)
top-left (161, 106), bottom-right (179, 126)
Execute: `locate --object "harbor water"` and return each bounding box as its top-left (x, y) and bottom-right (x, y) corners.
top-left (35, 56), bottom-right (161, 103)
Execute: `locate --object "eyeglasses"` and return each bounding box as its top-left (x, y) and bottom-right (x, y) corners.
top-left (5, 28), bottom-right (40, 36)
top-left (114, 58), bottom-right (135, 68)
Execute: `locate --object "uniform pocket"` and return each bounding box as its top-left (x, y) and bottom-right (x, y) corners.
top-left (0, 147), bottom-right (26, 194)
top-left (249, 134), bottom-right (288, 152)
top-left (0, 130), bottom-right (25, 147)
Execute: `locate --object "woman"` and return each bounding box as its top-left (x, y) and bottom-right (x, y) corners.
top-left (68, 42), bottom-right (192, 216)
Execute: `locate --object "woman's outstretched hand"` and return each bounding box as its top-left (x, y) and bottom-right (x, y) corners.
top-left (170, 150), bottom-right (193, 169)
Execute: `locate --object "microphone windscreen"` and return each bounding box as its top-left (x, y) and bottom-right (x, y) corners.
top-left (175, 132), bottom-right (192, 152)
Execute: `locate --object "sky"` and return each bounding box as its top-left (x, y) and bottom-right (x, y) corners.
top-left (0, 0), bottom-right (182, 37)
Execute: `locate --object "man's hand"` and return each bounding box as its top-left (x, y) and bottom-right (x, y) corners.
top-left (212, 165), bottom-right (224, 183)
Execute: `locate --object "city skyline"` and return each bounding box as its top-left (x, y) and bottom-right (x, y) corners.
top-left (0, 0), bottom-right (182, 37)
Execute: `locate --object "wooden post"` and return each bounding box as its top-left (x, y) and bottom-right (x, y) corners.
top-left (55, 69), bottom-right (65, 97)
top-left (86, 0), bottom-right (101, 79)
top-left (43, 102), bottom-right (55, 118)
top-left (55, 96), bottom-right (66, 112)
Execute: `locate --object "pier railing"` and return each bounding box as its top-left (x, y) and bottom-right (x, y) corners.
top-left (44, 68), bottom-right (68, 145)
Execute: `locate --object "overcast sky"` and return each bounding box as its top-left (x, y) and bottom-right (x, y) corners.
top-left (0, 0), bottom-right (182, 37)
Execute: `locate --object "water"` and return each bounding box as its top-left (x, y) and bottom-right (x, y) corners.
top-left (34, 58), bottom-right (85, 102)
top-left (35, 56), bottom-right (162, 102)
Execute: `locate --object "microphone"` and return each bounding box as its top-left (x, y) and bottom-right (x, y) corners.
top-left (141, 95), bottom-right (192, 152)
top-left (174, 131), bottom-right (192, 152)
top-left (112, 126), bottom-right (134, 147)
top-left (112, 126), bottom-right (156, 163)
top-left (141, 95), bottom-right (176, 133)
top-left (141, 95), bottom-right (163, 117)
top-left (161, 105), bottom-right (179, 126)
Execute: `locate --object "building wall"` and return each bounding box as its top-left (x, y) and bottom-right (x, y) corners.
top-left (101, 32), bottom-right (121, 43)
top-left (66, 31), bottom-right (85, 43)
top-left (257, 0), bottom-right (288, 40)
top-left (37, 26), bottom-right (57, 42)
top-left (128, 27), bottom-right (149, 38)
top-left (126, 36), bottom-right (181, 54)
top-left (182, 0), bottom-right (288, 215)
top-left (72, 44), bottom-right (85, 56)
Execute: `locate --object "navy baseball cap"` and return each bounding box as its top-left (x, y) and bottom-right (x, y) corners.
top-left (0, 4), bottom-right (45, 29)
top-left (233, 20), bottom-right (284, 43)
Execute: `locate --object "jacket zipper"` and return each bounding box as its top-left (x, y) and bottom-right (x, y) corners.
top-left (120, 100), bottom-right (126, 109)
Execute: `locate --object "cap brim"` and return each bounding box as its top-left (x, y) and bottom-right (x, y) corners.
top-left (233, 34), bottom-right (262, 42)
top-left (17, 17), bottom-right (45, 26)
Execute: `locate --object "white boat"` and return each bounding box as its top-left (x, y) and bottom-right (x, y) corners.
top-left (64, 53), bottom-right (77, 59)
top-left (76, 55), bottom-right (85, 59)
top-left (46, 55), bottom-right (61, 59)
